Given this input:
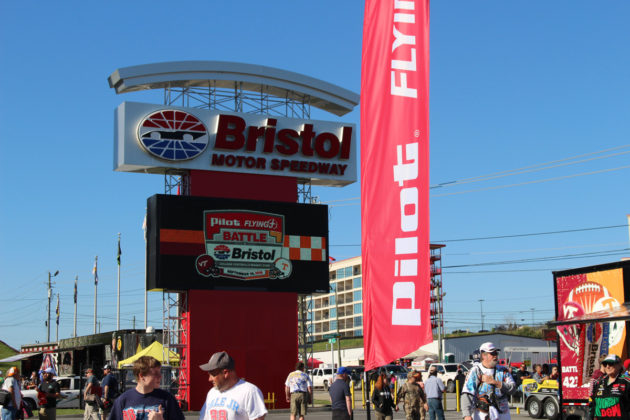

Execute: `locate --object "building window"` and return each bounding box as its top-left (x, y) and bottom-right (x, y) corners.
top-left (353, 277), bottom-right (362, 289)
top-left (354, 329), bottom-right (363, 337)
top-left (330, 271), bottom-right (337, 281)
top-left (330, 295), bottom-right (336, 306)
top-left (337, 268), bottom-right (346, 279)
top-left (353, 265), bottom-right (361, 276)
top-left (353, 290), bottom-right (362, 302)
top-left (330, 308), bottom-right (336, 318)
top-left (354, 303), bottom-right (362, 314)
top-left (354, 316), bottom-right (362, 327)
top-left (330, 282), bottom-right (337, 292)
top-left (344, 266), bottom-right (353, 278)
top-left (330, 320), bottom-right (337, 331)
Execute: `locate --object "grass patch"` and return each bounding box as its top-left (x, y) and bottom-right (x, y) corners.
top-left (312, 338), bottom-right (363, 353)
top-left (57, 409), bottom-right (84, 415)
top-left (313, 399), bottom-right (330, 406)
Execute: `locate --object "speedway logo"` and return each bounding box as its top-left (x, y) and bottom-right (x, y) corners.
top-left (137, 110), bottom-right (209, 161)
top-left (195, 210), bottom-right (292, 280)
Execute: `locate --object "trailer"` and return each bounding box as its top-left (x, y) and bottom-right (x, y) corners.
top-left (551, 260), bottom-right (630, 420)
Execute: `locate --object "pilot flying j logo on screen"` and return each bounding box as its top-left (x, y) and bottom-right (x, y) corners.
top-left (195, 210), bottom-right (292, 281)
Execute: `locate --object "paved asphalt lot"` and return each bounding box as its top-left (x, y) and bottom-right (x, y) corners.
top-left (59, 392), bottom-right (533, 420)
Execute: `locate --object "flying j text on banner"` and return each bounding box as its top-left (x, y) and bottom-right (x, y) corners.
top-left (360, 0), bottom-right (432, 370)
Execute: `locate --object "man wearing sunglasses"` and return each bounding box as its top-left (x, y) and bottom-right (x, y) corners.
top-left (461, 342), bottom-right (516, 420)
top-left (589, 354), bottom-right (630, 420)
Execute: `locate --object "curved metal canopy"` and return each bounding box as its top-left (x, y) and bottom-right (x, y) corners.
top-left (108, 61), bottom-right (360, 117)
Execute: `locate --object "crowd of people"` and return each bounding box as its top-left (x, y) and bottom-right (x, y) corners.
top-left (5, 345), bottom-right (630, 420)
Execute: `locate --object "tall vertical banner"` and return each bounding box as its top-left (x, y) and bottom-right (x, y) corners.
top-left (361, 0), bottom-right (432, 370)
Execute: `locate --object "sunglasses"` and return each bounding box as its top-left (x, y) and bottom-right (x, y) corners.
top-left (602, 362), bottom-right (618, 367)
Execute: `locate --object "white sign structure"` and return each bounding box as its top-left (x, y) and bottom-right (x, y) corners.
top-left (114, 101), bottom-right (357, 186)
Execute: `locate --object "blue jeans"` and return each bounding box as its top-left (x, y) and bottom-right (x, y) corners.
top-left (1, 406), bottom-right (18, 420)
top-left (428, 398), bottom-right (445, 420)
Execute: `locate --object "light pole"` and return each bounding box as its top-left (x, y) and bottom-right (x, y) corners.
top-left (479, 299), bottom-right (485, 331)
top-left (47, 270), bottom-right (59, 342)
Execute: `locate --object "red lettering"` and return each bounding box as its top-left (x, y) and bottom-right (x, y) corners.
top-left (264, 119), bottom-right (277, 153)
top-left (300, 124), bottom-right (315, 156)
top-left (245, 125), bottom-right (265, 151)
top-left (276, 129), bottom-right (299, 155)
top-left (314, 132), bottom-right (340, 158)
top-left (216, 115), bottom-right (246, 150)
top-left (340, 126), bottom-right (352, 159)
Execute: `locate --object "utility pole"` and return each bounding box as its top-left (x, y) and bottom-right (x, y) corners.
top-left (479, 299), bottom-right (485, 331)
top-left (56, 293), bottom-right (60, 342)
top-left (47, 270), bottom-right (59, 342)
top-left (333, 284), bottom-right (342, 368)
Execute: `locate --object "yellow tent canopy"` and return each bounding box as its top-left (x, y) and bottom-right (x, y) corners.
top-left (117, 341), bottom-right (180, 368)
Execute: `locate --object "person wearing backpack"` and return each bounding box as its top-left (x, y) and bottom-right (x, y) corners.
top-left (461, 343), bottom-right (516, 420)
top-left (100, 365), bottom-right (118, 420)
top-left (1, 367), bottom-right (23, 420)
top-left (83, 368), bottom-right (102, 420)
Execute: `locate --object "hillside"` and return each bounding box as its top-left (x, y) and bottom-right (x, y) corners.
top-left (0, 340), bottom-right (19, 373)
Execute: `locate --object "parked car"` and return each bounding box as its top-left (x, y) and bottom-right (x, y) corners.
top-left (22, 376), bottom-right (83, 410)
top-left (311, 367), bottom-right (336, 390)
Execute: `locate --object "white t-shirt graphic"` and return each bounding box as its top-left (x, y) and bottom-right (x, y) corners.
top-left (200, 380), bottom-right (267, 420)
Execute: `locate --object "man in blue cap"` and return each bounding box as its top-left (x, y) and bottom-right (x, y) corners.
top-left (328, 367), bottom-right (352, 420)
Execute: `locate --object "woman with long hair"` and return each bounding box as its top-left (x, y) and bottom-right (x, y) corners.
top-left (371, 373), bottom-right (396, 420)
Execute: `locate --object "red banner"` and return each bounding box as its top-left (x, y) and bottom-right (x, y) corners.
top-left (361, 0), bottom-right (432, 370)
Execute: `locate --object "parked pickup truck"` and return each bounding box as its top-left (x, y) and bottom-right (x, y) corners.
top-left (311, 367), bottom-right (336, 390)
top-left (420, 363), bottom-right (466, 393)
top-left (22, 376), bottom-right (83, 410)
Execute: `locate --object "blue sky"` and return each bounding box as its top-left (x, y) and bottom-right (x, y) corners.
top-left (1, 1), bottom-right (629, 349)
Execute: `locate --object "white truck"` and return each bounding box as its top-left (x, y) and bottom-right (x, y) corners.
top-left (22, 376), bottom-right (83, 410)
top-left (310, 366), bottom-right (336, 390)
top-left (419, 363), bottom-right (465, 393)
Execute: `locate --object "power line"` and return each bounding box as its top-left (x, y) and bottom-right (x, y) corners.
top-left (432, 164), bottom-right (630, 197)
top-left (443, 248), bottom-right (630, 269)
top-left (430, 144), bottom-right (630, 189)
top-left (434, 224), bottom-right (627, 242)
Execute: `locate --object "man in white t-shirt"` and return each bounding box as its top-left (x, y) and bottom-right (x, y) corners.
top-left (284, 362), bottom-right (312, 420)
top-left (199, 351), bottom-right (267, 420)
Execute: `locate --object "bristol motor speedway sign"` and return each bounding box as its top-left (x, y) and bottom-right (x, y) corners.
top-left (147, 194), bottom-right (329, 293)
top-left (114, 101), bottom-right (356, 186)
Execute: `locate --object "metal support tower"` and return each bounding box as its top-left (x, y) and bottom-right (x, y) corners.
top-left (297, 180), bottom-right (315, 372)
top-left (430, 245), bottom-right (445, 361)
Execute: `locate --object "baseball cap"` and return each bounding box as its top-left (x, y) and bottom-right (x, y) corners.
top-left (602, 354), bottom-right (622, 365)
top-left (623, 359), bottom-right (630, 371)
top-left (199, 351), bottom-right (235, 371)
top-left (44, 368), bottom-right (55, 374)
top-left (103, 364), bottom-right (112, 370)
top-left (337, 367), bottom-right (349, 375)
top-left (480, 342), bottom-right (500, 353)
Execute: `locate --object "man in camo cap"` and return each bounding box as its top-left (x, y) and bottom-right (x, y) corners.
top-left (396, 371), bottom-right (428, 420)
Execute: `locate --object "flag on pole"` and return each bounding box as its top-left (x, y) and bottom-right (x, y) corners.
top-left (117, 236), bottom-right (122, 266)
top-left (55, 296), bottom-right (60, 325)
top-left (93, 256), bottom-right (98, 285)
top-left (361, 0), bottom-right (432, 370)
top-left (74, 277), bottom-right (77, 304)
